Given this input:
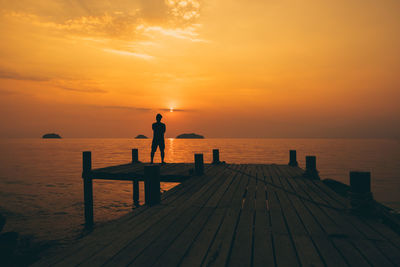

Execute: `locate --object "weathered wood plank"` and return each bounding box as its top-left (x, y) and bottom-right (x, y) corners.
top-left (100, 166), bottom-right (230, 267)
top-left (151, 165), bottom-right (242, 267)
top-left (178, 165), bottom-right (244, 266)
top-left (201, 165), bottom-right (250, 267)
top-left (227, 165), bottom-right (257, 266)
top-left (270, 165), bottom-right (324, 266)
top-left (280, 165), bottom-right (355, 266)
top-left (263, 165), bottom-right (300, 267)
top-left (301, 178), bottom-right (397, 266)
top-left (252, 165), bottom-right (275, 267)
top-left (291, 175), bottom-right (374, 266)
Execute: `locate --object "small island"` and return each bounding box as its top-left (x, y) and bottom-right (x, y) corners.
top-left (176, 133), bottom-right (204, 139)
top-left (134, 134), bottom-right (148, 139)
top-left (42, 133), bottom-right (62, 139)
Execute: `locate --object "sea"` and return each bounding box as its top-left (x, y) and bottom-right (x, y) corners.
top-left (0, 138), bottom-right (399, 245)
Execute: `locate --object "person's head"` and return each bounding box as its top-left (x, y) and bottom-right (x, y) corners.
top-left (156, 113), bottom-right (162, 122)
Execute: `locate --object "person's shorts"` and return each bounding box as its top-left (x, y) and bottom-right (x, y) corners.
top-left (152, 139), bottom-right (165, 151)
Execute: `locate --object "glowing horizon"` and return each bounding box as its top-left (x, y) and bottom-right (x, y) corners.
top-left (0, 0), bottom-right (399, 138)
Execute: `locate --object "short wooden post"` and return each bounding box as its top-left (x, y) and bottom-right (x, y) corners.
top-left (144, 166), bottom-right (160, 206)
top-left (349, 171), bottom-right (373, 214)
top-left (212, 149), bottom-right (220, 164)
top-left (132, 148), bottom-right (139, 163)
top-left (82, 151), bottom-right (93, 228)
top-left (195, 154), bottom-right (204, 175)
top-left (133, 179), bottom-right (139, 207)
top-left (303, 155), bottom-right (319, 179)
top-left (288, 150), bottom-right (298, 167)
top-left (306, 156), bottom-right (316, 171)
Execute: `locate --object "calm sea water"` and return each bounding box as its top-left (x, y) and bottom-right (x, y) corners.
top-left (0, 138), bottom-right (399, 243)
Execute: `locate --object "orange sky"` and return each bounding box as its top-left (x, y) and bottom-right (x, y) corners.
top-left (0, 0), bottom-right (399, 138)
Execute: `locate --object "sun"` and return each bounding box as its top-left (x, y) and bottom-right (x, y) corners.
top-left (170, 107), bottom-right (174, 112)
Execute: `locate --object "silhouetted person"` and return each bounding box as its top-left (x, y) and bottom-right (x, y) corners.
top-left (151, 113), bottom-right (166, 164)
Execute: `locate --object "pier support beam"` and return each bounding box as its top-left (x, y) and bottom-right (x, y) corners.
top-left (303, 155), bottom-right (320, 179)
top-left (132, 148), bottom-right (139, 163)
top-left (82, 151), bottom-right (93, 229)
top-left (212, 149), bottom-right (220, 164)
top-left (132, 148), bottom-right (140, 207)
top-left (133, 180), bottom-right (139, 207)
top-left (195, 154), bottom-right (204, 175)
top-left (349, 171), bottom-right (374, 215)
top-left (288, 150), bottom-right (298, 167)
top-left (144, 166), bottom-right (160, 206)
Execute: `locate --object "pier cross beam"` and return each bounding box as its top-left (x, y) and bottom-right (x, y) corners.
top-left (195, 153), bottom-right (204, 175)
top-left (288, 150), bottom-right (298, 167)
top-left (144, 165), bottom-right (161, 206)
top-left (82, 151), bottom-right (93, 229)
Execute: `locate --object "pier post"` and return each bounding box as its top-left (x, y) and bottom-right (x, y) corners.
top-left (132, 148), bottom-right (139, 163)
top-left (82, 151), bottom-right (93, 229)
top-left (349, 171), bottom-right (374, 215)
top-left (132, 148), bottom-right (139, 207)
top-left (144, 166), bottom-right (160, 206)
top-left (212, 149), bottom-right (220, 164)
top-left (195, 154), bottom-right (204, 175)
top-left (288, 150), bottom-right (298, 167)
top-left (133, 179), bottom-right (139, 207)
top-left (303, 155), bottom-right (320, 179)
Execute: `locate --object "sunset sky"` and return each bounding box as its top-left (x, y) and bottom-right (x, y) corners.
top-left (0, 0), bottom-right (399, 138)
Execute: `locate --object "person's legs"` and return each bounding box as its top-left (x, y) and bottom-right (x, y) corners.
top-left (151, 141), bottom-right (157, 164)
top-left (160, 142), bottom-right (165, 163)
top-left (150, 150), bottom-right (155, 164)
top-left (160, 149), bottom-right (165, 163)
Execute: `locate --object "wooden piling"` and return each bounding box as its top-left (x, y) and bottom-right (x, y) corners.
top-left (82, 151), bottom-right (93, 229)
top-left (133, 180), bottom-right (139, 207)
top-left (144, 166), bottom-right (160, 206)
top-left (212, 149), bottom-right (220, 164)
top-left (288, 150), bottom-right (298, 167)
top-left (303, 155), bottom-right (319, 179)
top-left (349, 171), bottom-right (373, 214)
top-left (132, 148), bottom-right (139, 163)
top-left (132, 149), bottom-right (139, 207)
top-left (195, 154), bottom-right (204, 175)
top-left (306, 156), bottom-right (316, 171)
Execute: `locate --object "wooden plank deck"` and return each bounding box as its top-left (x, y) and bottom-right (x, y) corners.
top-left (34, 164), bottom-right (400, 267)
top-left (91, 163), bottom-right (194, 182)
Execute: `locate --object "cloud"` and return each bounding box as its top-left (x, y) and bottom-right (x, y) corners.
top-left (0, 89), bottom-right (19, 95)
top-left (0, 69), bottom-right (49, 82)
top-left (90, 105), bottom-right (192, 112)
top-left (143, 25), bottom-right (207, 42)
top-left (94, 105), bottom-right (152, 111)
top-left (0, 67), bottom-right (107, 94)
top-left (159, 108), bottom-right (192, 112)
top-left (52, 78), bottom-right (108, 94)
top-left (56, 85), bottom-right (108, 93)
top-left (2, 0), bottom-right (204, 41)
top-left (103, 48), bottom-right (154, 60)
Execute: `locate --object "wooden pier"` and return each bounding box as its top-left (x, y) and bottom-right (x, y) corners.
top-left (34, 150), bottom-right (400, 266)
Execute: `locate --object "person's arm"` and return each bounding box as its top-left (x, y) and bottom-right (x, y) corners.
top-left (163, 124), bottom-right (166, 134)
